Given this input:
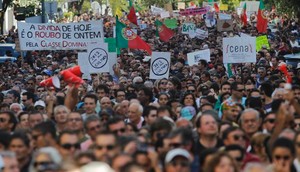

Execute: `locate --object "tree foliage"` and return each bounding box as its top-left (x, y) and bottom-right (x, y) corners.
top-left (271, 0), bottom-right (300, 17)
top-left (141, 0), bottom-right (171, 8)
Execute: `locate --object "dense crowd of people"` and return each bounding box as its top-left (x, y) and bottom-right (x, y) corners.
top-left (0, 5), bottom-right (300, 172)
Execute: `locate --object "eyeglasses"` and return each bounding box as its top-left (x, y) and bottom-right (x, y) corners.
top-left (96, 144), bottom-right (115, 150)
top-left (0, 118), bottom-right (7, 123)
top-left (235, 156), bottom-right (244, 162)
top-left (14, 82), bottom-right (22, 85)
top-left (274, 155), bottom-right (290, 161)
top-left (242, 71), bottom-right (248, 73)
top-left (34, 161), bottom-right (53, 167)
top-left (187, 90), bottom-right (195, 93)
top-left (170, 160), bottom-right (190, 167)
top-left (21, 99), bottom-right (27, 102)
top-left (160, 82), bottom-right (167, 85)
top-left (112, 128), bottom-right (126, 134)
top-left (68, 118), bottom-right (82, 122)
top-left (37, 90), bottom-right (45, 92)
top-left (246, 89), bottom-right (254, 92)
top-left (88, 125), bottom-right (100, 131)
top-left (233, 135), bottom-right (246, 141)
top-left (27, 82), bottom-right (34, 85)
top-left (264, 118), bottom-right (275, 124)
top-left (169, 143), bottom-right (182, 148)
top-left (60, 143), bottom-right (80, 150)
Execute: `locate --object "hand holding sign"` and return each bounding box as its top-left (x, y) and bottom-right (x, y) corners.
top-left (150, 52), bottom-right (171, 79)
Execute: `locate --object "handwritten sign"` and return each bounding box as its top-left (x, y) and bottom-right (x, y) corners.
top-left (195, 29), bottom-right (208, 39)
top-left (150, 52), bottom-right (171, 79)
top-left (179, 7), bottom-right (208, 16)
top-left (187, 49), bottom-right (211, 66)
top-left (223, 37), bottom-right (256, 63)
top-left (151, 6), bottom-right (165, 15)
top-left (217, 19), bottom-right (233, 32)
top-left (182, 23), bottom-right (195, 34)
top-left (256, 35), bottom-right (270, 51)
top-left (18, 21), bottom-right (104, 50)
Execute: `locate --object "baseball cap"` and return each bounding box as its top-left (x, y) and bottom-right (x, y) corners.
top-left (34, 100), bottom-right (46, 108)
top-left (165, 148), bottom-right (192, 164)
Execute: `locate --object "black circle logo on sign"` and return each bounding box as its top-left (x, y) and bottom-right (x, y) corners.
top-left (88, 48), bottom-right (108, 69)
top-left (151, 57), bottom-right (169, 76)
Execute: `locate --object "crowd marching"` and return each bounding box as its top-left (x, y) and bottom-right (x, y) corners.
top-left (0, 1), bottom-right (300, 172)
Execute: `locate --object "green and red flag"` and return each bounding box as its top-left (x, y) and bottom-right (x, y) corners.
top-left (127, 0), bottom-right (138, 25)
top-left (241, 3), bottom-right (247, 27)
top-left (155, 20), bottom-right (174, 42)
top-left (116, 17), bottom-right (152, 55)
top-left (257, 0), bottom-right (268, 33)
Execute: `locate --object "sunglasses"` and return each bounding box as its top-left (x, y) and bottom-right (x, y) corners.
top-left (34, 161), bottom-right (53, 168)
top-left (60, 143), bottom-right (80, 150)
top-left (264, 118), bottom-right (275, 124)
top-left (169, 143), bottom-right (182, 148)
top-left (274, 155), bottom-right (290, 161)
top-left (89, 125), bottom-right (100, 131)
top-left (96, 144), bottom-right (115, 150)
top-left (233, 135), bottom-right (246, 141)
top-left (170, 161), bottom-right (190, 167)
top-left (160, 82), bottom-right (167, 85)
top-left (235, 89), bottom-right (244, 92)
top-left (112, 128), bottom-right (126, 134)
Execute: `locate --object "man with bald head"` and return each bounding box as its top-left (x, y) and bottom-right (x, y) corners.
top-left (126, 103), bottom-right (144, 129)
top-left (100, 97), bottom-right (113, 110)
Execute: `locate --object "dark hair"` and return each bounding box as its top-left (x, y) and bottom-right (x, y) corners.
top-left (106, 116), bottom-right (124, 129)
top-left (114, 89), bottom-right (126, 98)
top-left (83, 94), bottom-right (98, 104)
top-left (231, 82), bottom-right (243, 91)
top-left (220, 92), bottom-right (231, 103)
top-left (272, 137), bottom-right (295, 158)
top-left (142, 106), bottom-right (158, 118)
top-left (57, 130), bottom-right (78, 145)
top-left (180, 93), bottom-right (198, 112)
top-left (33, 121), bottom-right (57, 140)
top-left (7, 90), bottom-right (20, 102)
top-left (204, 152), bottom-right (238, 172)
top-left (224, 144), bottom-right (245, 160)
top-left (199, 103), bottom-right (214, 112)
top-left (138, 86), bottom-right (153, 103)
top-left (261, 82), bottom-right (274, 97)
top-left (0, 131), bottom-right (11, 149)
top-left (18, 111), bottom-right (29, 122)
top-left (22, 92), bottom-right (35, 102)
top-left (196, 113), bottom-right (217, 128)
top-left (222, 126), bottom-right (242, 140)
top-left (9, 131), bottom-right (30, 147)
top-left (168, 127), bottom-right (194, 147)
top-left (0, 111), bottom-right (17, 131)
top-left (96, 84), bottom-right (110, 94)
top-left (149, 118), bottom-right (173, 137)
top-left (157, 106), bottom-right (175, 119)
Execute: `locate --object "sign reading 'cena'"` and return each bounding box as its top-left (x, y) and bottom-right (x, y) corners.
top-left (223, 37), bottom-right (256, 64)
top-left (17, 21), bottom-right (104, 50)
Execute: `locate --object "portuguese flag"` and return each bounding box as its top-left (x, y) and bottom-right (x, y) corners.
top-left (155, 20), bottom-right (174, 42)
top-left (241, 3), bottom-right (247, 27)
top-left (214, 3), bottom-right (220, 13)
top-left (127, 0), bottom-right (138, 25)
top-left (257, 0), bottom-right (268, 33)
top-left (116, 17), bottom-right (152, 55)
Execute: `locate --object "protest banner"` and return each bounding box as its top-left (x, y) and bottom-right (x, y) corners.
top-left (164, 19), bottom-right (177, 29)
top-left (256, 35), bottom-right (270, 51)
top-left (78, 52), bottom-right (89, 74)
top-left (223, 37), bottom-right (256, 63)
top-left (217, 19), bottom-right (233, 32)
top-left (160, 11), bottom-right (170, 18)
top-left (151, 6), bottom-right (165, 15)
top-left (178, 2), bottom-right (185, 9)
top-left (109, 53), bottom-right (117, 75)
top-left (164, 3), bottom-right (173, 13)
top-left (179, 7), bottom-right (208, 16)
top-left (219, 13), bottom-right (232, 20)
top-left (182, 23), bottom-right (196, 34)
top-left (220, 4), bottom-right (228, 11)
top-left (87, 42), bottom-right (110, 73)
top-left (18, 21), bottom-right (104, 51)
top-left (150, 52), bottom-right (171, 79)
top-left (187, 49), bottom-right (211, 66)
top-left (195, 29), bottom-right (208, 39)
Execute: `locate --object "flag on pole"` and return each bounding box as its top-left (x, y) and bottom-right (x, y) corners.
top-left (116, 16), bottom-right (152, 55)
top-left (155, 20), bottom-right (174, 42)
top-left (257, 0), bottom-right (268, 33)
top-left (241, 3), bottom-right (247, 27)
top-left (127, 0), bottom-right (138, 25)
top-left (214, 3), bottom-right (220, 13)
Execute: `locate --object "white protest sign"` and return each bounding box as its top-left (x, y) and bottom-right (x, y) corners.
top-left (182, 23), bottom-right (195, 34)
top-left (150, 52), bottom-right (171, 79)
top-left (219, 13), bottom-right (232, 20)
top-left (151, 6), bottom-right (165, 15)
top-left (87, 42), bottom-right (110, 73)
top-left (195, 29), bottom-right (208, 39)
top-left (187, 49), bottom-right (210, 66)
top-left (160, 11), bottom-right (170, 18)
top-left (223, 37), bottom-right (256, 63)
top-left (78, 52), bottom-right (89, 74)
top-left (139, 24), bottom-right (148, 30)
top-left (109, 52), bottom-right (117, 75)
top-left (18, 21), bottom-right (104, 51)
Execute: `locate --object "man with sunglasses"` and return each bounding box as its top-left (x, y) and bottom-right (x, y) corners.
top-left (81, 115), bottom-right (101, 151)
top-left (0, 111), bottom-right (17, 133)
top-left (57, 130), bottom-right (81, 160)
top-left (94, 131), bottom-right (120, 163)
top-left (262, 112), bottom-right (276, 134)
top-left (106, 116), bottom-right (126, 136)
